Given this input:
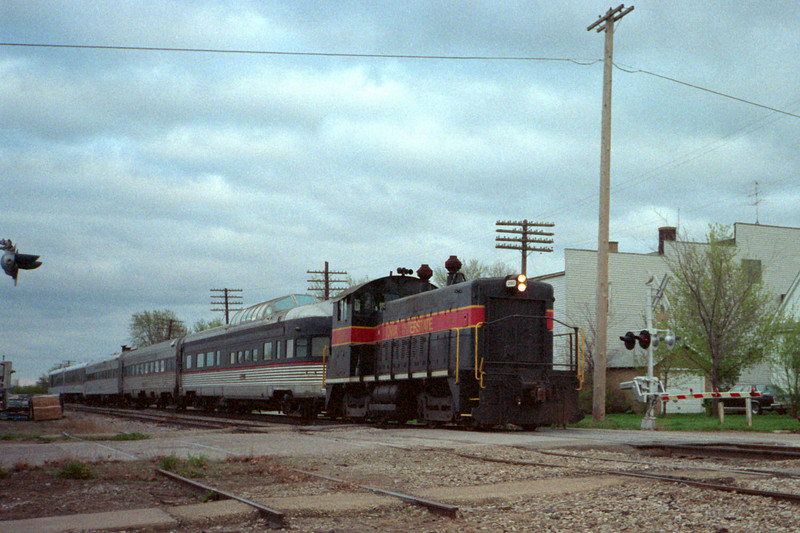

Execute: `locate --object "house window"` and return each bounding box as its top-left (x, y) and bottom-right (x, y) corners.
top-left (742, 259), bottom-right (762, 283)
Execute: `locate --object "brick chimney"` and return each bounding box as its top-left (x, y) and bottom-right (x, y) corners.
top-left (658, 226), bottom-right (677, 254)
top-left (609, 241), bottom-right (618, 253)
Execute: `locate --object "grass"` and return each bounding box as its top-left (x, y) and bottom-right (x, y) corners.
top-left (1, 432), bottom-right (150, 442)
top-left (571, 411), bottom-right (799, 432)
top-left (57, 461), bottom-right (94, 480)
top-left (88, 432), bottom-right (150, 442)
top-left (158, 454), bottom-right (207, 478)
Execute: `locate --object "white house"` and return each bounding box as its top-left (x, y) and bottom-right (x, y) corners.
top-left (540, 223), bottom-right (800, 411)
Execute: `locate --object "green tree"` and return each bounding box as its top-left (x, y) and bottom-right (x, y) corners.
top-left (432, 258), bottom-right (515, 286)
top-left (36, 373), bottom-right (49, 392)
top-left (665, 224), bottom-right (778, 392)
top-left (129, 309), bottom-right (187, 347)
top-left (192, 317), bottom-right (224, 333)
top-left (772, 316), bottom-right (800, 417)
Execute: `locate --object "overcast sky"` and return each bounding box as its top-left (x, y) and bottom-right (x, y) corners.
top-left (2, 1), bottom-right (799, 383)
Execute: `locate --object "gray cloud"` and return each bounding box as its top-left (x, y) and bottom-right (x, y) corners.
top-left (2, 1), bottom-right (799, 382)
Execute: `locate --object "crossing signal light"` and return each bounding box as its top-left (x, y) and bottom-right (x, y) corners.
top-left (620, 331), bottom-right (637, 350)
top-left (1, 240), bottom-right (42, 286)
top-left (620, 330), bottom-right (653, 350)
top-left (638, 330), bottom-right (651, 349)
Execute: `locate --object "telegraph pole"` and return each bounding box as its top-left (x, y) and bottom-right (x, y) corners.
top-left (495, 220), bottom-right (554, 276)
top-left (211, 288), bottom-right (243, 324)
top-left (587, 4), bottom-right (634, 421)
top-left (307, 261), bottom-right (348, 300)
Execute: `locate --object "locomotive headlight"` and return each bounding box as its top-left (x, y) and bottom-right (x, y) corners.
top-left (505, 274), bottom-right (528, 293)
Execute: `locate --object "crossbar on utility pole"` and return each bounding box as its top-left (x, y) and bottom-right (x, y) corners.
top-left (211, 288), bottom-right (243, 325)
top-left (495, 220), bottom-right (554, 276)
top-left (307, 261), bottom-right (348, 300)
top-left (588, 4), bottom-right (634, 422)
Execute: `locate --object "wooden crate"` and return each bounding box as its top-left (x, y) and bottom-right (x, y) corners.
top-left (31, 394), bottom-right (62, 421)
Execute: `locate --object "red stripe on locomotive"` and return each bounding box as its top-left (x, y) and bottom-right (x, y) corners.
top-left (332, 305), bottom-right (486, 346)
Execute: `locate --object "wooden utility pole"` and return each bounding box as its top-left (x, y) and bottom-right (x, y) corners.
top-left (211, 288), bottom-right (243, 324)
top-left (587, 4), bottom-right (634, 421)
top-left (307, 261), bottom-right (348, 300)
top-left (495, 220), bottom-right (554, 276)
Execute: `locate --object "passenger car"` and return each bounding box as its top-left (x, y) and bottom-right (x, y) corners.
top-left (723, 385), bottom-right (786, 415)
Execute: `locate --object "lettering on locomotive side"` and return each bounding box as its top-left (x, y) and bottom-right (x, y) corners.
top-left (332, 305), bottom-right (485, 346)
top-left (403, 316), bottom-right (433, 336)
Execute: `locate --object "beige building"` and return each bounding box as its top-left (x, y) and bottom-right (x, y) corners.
top-left (542, 223), bottom-right (800, 410)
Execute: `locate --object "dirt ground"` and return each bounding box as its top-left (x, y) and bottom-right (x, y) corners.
top-left (3, 413), bottom-right (800, 532)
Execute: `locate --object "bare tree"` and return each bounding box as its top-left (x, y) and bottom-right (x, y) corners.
top-left (129, 309), bottom-right (187, 347)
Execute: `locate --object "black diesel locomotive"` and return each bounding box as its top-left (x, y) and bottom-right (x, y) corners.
top-left (49, 257), bottom-right (584, 428)
top-left (325, 257), bottom-right (584, 428)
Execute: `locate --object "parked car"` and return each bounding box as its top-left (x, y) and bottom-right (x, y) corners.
top-left (723, 385), bottom-right (786, 415)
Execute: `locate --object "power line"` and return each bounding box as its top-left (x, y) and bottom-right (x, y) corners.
top-left (0, 41), bottom-right (598, 64)
top-left (3, 41), bottom-right (796, 119)
top-left (615, 63), bottom-right (800, 120)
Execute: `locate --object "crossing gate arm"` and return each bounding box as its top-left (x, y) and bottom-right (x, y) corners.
top-left (659, 388), bottom-right (762, 403)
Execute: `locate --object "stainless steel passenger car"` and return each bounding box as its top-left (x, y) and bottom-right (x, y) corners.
top-left (48, 362), bottom-right (89, 402)
top-left (84, 357), bottom-right (122, 405)
top-left (121, 340), bottom-right (180, 408)
top-left (179, 301), bottom-right (332, 416)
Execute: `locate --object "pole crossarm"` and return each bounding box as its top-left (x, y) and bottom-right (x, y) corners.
top-left (307, 261), bottom-right (349, 300)
top-left (587, 4), bottom-right (635, 33)
top-left (494, 220), bottom-right (555, 276)
top-left (495, 228), bottom-right (555, 236)
top-left (211, 287), bottom-right (243, 325)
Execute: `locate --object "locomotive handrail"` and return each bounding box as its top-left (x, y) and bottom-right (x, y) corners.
top-left (475, 323), bottom-right (484, 384)
top-left (322, 345), bottom-right (328, 386)
top-left (449, 323), bottom-right (484, 385)
top-left (480, 314), bottom-right (586, 390)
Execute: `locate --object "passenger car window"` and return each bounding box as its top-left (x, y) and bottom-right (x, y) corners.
top-left (296, 338), bottom-right (308, 358)
top-left (286, 339), bottom-right (294, 359)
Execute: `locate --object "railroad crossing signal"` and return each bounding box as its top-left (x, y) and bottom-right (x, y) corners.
top-left (1, 239), bottom-right (42, 286)
top-left (620, 330), bottom-right (679, 350)
top-left (620, 331), bottom-right (637, 350)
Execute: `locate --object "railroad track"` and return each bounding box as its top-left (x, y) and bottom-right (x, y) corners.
top-left (67, 403), bottom-right (338, 431)
top-left (59, 423), bottom-right (459, 529)
top-left (636, 442), bottom-right (800, 460)
top-left (451, 444), bottom-right (800, 505)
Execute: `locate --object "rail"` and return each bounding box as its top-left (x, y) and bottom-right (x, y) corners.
top-left (292, 469), bottom-right (458, 517)
top-left (157, 468), bottom-right (285, 528)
